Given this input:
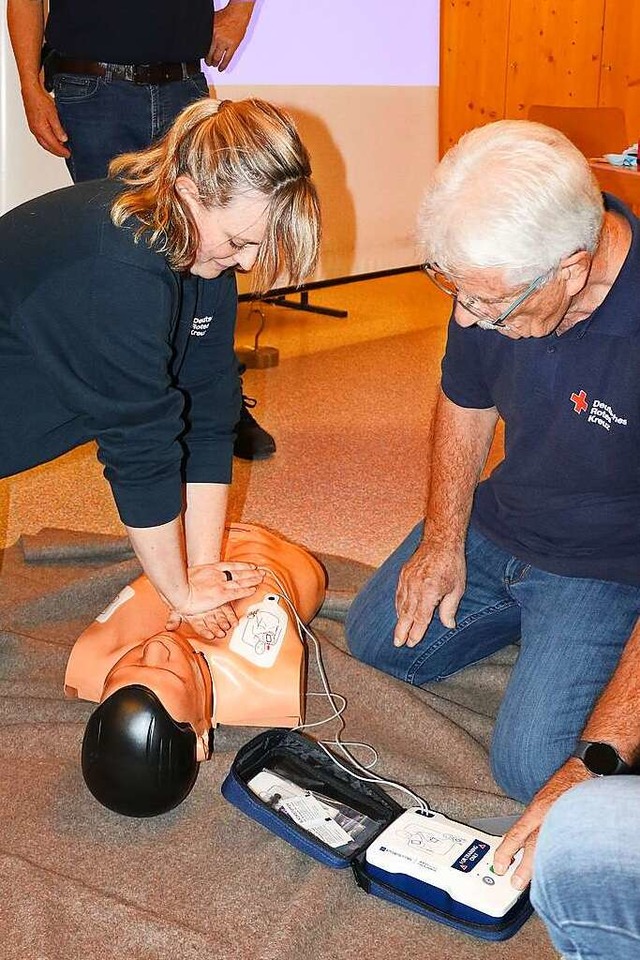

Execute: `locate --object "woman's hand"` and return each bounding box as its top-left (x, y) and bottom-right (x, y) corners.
top-left (165, 561), bottom-right (264, 640)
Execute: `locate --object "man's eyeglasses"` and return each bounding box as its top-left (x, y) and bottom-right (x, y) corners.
top-left (423, 263), bottom-right (552, 327)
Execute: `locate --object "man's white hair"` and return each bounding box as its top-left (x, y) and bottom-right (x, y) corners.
top-left (418, 120), bottom-right (605, 286)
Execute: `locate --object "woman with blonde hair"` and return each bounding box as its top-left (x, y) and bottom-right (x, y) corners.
top-left (0, 97), bottom-right (320, 640)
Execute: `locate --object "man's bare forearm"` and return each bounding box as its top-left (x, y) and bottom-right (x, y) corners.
top-left (7, 0), bottom-right (45, 92)
top-left (580, 617), bottom-right (640, 764)
top-left (7, 0), bottom-right (68, 156)
top-left (393, 390), bottom-right (498, 645)
top-left (422, 389), bottom-right (498, 548)
top-left (207, 0), bottom-right (255, 70)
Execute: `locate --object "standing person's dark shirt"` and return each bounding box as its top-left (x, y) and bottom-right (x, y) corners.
top-left (45, 0), bottom-right (213, 63)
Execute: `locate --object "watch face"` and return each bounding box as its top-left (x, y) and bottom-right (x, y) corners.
top-left (583, 742), bottom-right (621, 776)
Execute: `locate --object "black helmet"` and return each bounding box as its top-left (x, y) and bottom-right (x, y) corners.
top-left (81, 685), bottom-right (200, 817)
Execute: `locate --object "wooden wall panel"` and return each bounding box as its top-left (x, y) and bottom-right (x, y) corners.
top-left (505, 0), bottom-right (606, 118)
top-left (600, 0), bottom-right (640, 146)
top-left (439, 0), bottom-right (640, 155)
top-left (439, 0), bottom-right (511, 152)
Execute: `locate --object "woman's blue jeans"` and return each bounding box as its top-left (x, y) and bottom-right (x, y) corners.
top-left (345, 522), bottom-right (640, 802)
top-left (532, 777), bottom-right (640, 959)
top-left (53, 70), bottom-right (210, 183)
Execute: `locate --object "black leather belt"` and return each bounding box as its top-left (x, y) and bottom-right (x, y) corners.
top-left (54, 58), bottom-right (201, 84)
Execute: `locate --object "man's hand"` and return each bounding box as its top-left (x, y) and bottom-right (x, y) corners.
top-left (206, 1), bottom-right (255, 71)
top-left (393, 540), bottom-right (466, 647)
top-left (22, 82), bottom-right (70, 158)
top-left (492, 758), bottom-right (591, 889)
top-left (165, 560), bottom-right (264, 640)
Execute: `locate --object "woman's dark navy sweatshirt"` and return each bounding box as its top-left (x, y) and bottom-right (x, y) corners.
top-left (0, 178), bottom-right (241, 527)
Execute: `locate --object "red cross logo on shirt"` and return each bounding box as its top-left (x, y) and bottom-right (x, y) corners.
top-left (570, 389), bottom-right (588, 414)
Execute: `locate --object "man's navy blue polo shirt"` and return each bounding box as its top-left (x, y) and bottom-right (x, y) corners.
top-left (441, 194), bottom-right (640, 586)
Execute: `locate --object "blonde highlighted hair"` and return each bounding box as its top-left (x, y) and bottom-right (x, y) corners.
top-left (110, 98), bottom-right (321, 290)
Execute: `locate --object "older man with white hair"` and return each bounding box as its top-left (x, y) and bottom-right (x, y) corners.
top-left (346, 120), bottom-right (640, 909)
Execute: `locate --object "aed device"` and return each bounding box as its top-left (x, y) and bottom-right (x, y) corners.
top-left (364, 808), bottom-right (524, 919)
top-left (64, 523), bottom-right (326, 817)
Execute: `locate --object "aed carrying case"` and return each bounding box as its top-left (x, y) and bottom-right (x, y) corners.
top-left (221, 728), bottom-right (533, 941)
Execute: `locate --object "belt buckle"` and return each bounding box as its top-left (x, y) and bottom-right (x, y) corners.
top-left (122, 64), bottom-right (135, 82)
top-left (136, 64), bottom-right (156, 84)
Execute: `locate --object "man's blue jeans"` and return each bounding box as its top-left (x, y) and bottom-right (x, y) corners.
top-left (53, 70), bottom-right (210, 182)
top-left (345, 522), bottom-right (640, 802)
top-left (532, 777), bottom-right (640, 959)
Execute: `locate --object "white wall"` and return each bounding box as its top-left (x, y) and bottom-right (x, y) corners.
top-left (210, 0), bottom-right (439, 87)
top-left (0, 15), bottom-right (70, 214)
top-left (212, 0), bottom-right (440, 281)
top-left (213, 83), bottom-right (438, 284)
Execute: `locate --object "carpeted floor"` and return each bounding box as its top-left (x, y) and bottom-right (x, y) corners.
top-left (0, 528), bottom-right (556, 960)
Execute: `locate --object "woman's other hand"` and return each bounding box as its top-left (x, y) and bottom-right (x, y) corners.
top-left (165, 561), bottom-right (264, 639)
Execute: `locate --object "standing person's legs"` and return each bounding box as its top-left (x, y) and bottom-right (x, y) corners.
top-left (490, 569), bottom-right (640, 802)
top-left (153, 73), bottom-right (211, 142)
top-left (53, 72), bottom-right (210, 183)
top-left (531, 778), bottom-right (640, 960)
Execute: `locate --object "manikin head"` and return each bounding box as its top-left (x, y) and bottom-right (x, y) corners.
top-left (81, 633), bottom-right (214, 817)
top-left (68, 523), bottom-right (326, 817)
top-left (82, 685), bottom-right (202, 818)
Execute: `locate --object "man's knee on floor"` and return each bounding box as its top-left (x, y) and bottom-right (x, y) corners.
top-left (489, 726), bottom-right (559, 803)
top-left (345, 595), bottom-right (382, 665)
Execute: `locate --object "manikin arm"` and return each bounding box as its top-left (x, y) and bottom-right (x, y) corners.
top-left (6, 0), bottom-right (70, 157)
top-left (394, 388), bottom-right (498, 647)
top-left (494, 616), bottom-right (640, 889)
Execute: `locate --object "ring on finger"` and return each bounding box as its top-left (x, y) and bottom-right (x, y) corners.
top-left (222, 569), bottom-right (233, 582)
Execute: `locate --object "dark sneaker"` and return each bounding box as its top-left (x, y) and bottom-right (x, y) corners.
top-left (234, 396), bottom-right (276, 461)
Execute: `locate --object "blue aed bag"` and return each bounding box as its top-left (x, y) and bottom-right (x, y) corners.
top-left (221, 728), bottom-right (533, 941)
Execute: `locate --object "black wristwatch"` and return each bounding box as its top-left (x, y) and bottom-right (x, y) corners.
top-left (572, 740), bottom-right (631, 776)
